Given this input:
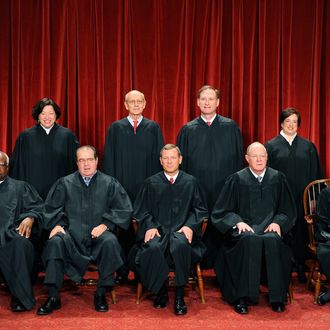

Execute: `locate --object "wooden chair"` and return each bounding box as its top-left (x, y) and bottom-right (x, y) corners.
top-left (303, 178), bottom-right (330, 303)
top-left (132, 219), bottom-right (208, 304)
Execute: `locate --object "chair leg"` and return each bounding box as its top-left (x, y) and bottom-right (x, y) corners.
top-left (136, 282), bottom-right (143, 304)
top-left (196, 262), bottom-right (205, 304)
top-left (111, 288), bottom-right (116, 304)
top-left (314, 271), bottom-right (322, 303)
top-left (306, 260), bottom-right (316, 290)
top-left (288, 281), bottom-right (294, 304)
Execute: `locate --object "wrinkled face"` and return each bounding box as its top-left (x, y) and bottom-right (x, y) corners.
top-left (76, 148), bottom-right (98, 177)
top-left (160, 148), bottom-right (182, 176)
top-left (0, 153), bottom-right (9, 181)
top-left (197, 89), bottom-right (219, 116)
top-left (38, 105), bottom-right (57, 128)
top-left (125, 91), bottom-right (146, 117)
top-left (281, 114), bottom-right (298, 136)
top-left (245, 144), bottom-right (268, 175)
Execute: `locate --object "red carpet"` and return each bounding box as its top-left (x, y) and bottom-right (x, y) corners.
top-left (0, 270), bottom-right (328, 329)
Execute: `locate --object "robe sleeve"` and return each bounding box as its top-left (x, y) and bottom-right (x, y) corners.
top-left (309, 143), bottom-right (323, 179)
top-left (176, 125), bottom-right (188, 172)
top-left (103, 125), bottom-right (116, 176)
top-left (271, 173), bottom-right (297, 234)
top-left (182, 181), bottom-right (208, 238)
top-left (9, 134), bottom-right (26, 180)
top-left (211, 174), bottom-right (243, 234)
top-left (16, 182), bottom-right (43, 225)
top-left (233, 124), bottom-right (244, 171)
top-left (42, 178), bottom-right (68, 230)
top-left (66, 131), bottom-right (80, 173)
top-left (133, 181), bottom-right (162, 241)
top-left (101, 180), bottom-right (133, 231)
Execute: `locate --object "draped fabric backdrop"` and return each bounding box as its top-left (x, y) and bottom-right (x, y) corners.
top-left (0, 0), bottom-right (329, 175)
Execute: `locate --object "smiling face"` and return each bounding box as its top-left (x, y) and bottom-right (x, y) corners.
top-left (281, 114), bottom-right (299, 136)
top-left (160, 148), bottom-right (182, 176)
top-left (38, 105), bottom-right (57, 128)
top-left (76, 147), bottom-right (98, 177)
top-left (197, 88), bottom-right (219, 117)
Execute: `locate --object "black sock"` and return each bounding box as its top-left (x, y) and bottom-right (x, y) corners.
top-left (47, 284), bottom-right (59, 299)
top-left (96, 286), bottom-right (107, 295)
top-left (175, 286), bottom-right (184, 299)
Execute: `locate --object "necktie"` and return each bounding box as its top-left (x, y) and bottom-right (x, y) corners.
top-left (207, 121), bottom-right (211, 127)
top-left (84, 177), bottom-right (91, 186)
top-left (257, 176), bottom-right (262, 183)
top-left (169, 177), bottom-right (174, 184)
top-left (133, 120), bottom-right (138, 134)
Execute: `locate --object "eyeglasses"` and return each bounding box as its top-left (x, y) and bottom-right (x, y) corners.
top-left (77, 158), bottom-right (95, 163)
top-left (0, 163), bottom-right (8, 167)
top-left (127, 100), bottom-right (144, 105)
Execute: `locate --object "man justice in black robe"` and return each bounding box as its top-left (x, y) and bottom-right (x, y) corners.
top-left (103, 90), bottom-right (164, 281)
top-left (177, 85), bottom-right (243, 268)
top-left (132, 144), bottom-right (208, 315)
top-left (314, 187), bottom-right (330, 305)
top-left (211, 142), bottom-right (296, 314)
top-left (37, 146), bottom-right (132, 315)
top-left (0, 151), bottom-right (43, 312)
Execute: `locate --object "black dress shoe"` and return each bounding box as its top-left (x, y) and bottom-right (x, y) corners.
top-left (271, 302), bottom-right (285, 312)
top-left (316, 292), bottom-right (327, 306)
top-left (94, 293), bottom-right (109, 312)
top-left (11, 298), bottom-right (27, 312)
top-left (153, 290), bottom-right (168, 308)
top-left (37, 297), bottom-right (61, 315)
top-left (234, 299), bottom-right (248, 314)
top-left (174, 297), bottom-right (187, 315)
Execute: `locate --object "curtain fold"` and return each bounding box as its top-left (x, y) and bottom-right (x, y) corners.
top-left (0, 0), bottom-right (329, 175)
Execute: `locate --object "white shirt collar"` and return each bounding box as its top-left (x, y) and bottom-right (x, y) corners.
top-left (164, 171), bottom-right (179, 183)
top-left (200, 114), bottom-right (217, 124)
top-left (40, 124), bottom-right (54, 135)
top-left (249, 168), bottom-right (266, 181)
top-left (280, 130), bottom-right (297, 146)
top-left (127, 115), bottom-right (143, 126)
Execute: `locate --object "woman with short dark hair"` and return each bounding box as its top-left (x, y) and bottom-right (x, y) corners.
top-left (10, 97), bottom-right (80, 200)
top-left (265, 107), bottom-right (323, 282)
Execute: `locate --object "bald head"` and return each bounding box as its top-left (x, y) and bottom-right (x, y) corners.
top-left (246, 142), bottom-right (267, 156)
top-left (125, 90), bottom-right (145, 103)
top-left (245, 142), bottom-right (268, 175)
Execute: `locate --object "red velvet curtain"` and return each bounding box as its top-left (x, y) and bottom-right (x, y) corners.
top-left (0, 0), bottom-right (329, 175)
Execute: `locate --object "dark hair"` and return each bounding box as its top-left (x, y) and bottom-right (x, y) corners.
top-left (197, 85), bottom-right (220, 99)
top-left (76, 145), bottom-right (98, 160)
top-left (32, 97), bottom-right (61, 121)
top-left (160, 144), bottom-right (182, 157)
top-left (280, 108), bottom-right (301, 127)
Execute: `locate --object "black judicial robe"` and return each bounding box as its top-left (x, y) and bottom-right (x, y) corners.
top-left (177, 115), bottom-right (243, 267)
top-left (265, 135), bottom-right (323, 263)
top-left (315, 187), bottom-right (330, 278)
top-left (41, 171), bottom-right (133, 282)
top-left (10, 123), bottom-right (80, 200)
top-left (132, 171), bottom-right (208, 292)
top-left (0, 177), bottom-right (43, 309)
top-left (103, 117), bottom-right (164, 202)
top-left (211, 167), bottom-right (296, 304)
